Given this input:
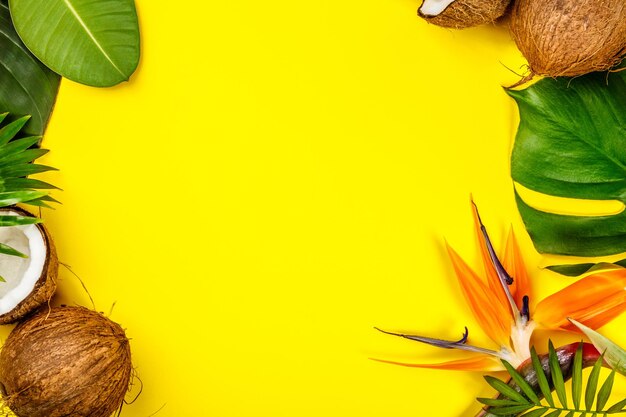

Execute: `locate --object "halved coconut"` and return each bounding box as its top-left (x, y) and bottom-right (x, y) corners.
top-left (510, 0), bottom-right (626, 77)
top-left (419, 0), bottom-right (511, 29)
top-left (0, 207), bottom-right (57, 324)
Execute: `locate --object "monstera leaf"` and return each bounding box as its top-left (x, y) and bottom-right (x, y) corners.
top-left (0, 2), bottom-right (60, 136)
top-left (509, 70), bottom-right (626, 257)
top-left (9, 0), bottom-right (140, 87)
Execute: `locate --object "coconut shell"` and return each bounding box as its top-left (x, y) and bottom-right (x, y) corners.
top-left (0, 306), bottom-right (132, 417)
top-left (0, 206), bottom-right (57, 324)
top-left (419, 0), bottom-right (511, 29)
top-left (510, 0), bottom-right (626, 77)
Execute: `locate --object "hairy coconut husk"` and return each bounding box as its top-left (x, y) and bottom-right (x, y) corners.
top-left (419, 0), bottom-right (511, 29)
top-left (0, 306), bottom-right (132, 417)
top-left (0, 206), bottom-right (57, 324)
top-left (510, 0), bottom-right (626, 78)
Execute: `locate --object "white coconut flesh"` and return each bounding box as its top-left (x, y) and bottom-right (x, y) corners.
top-left (420, 0), bottom-right (457, 16)
top-left (0, 213), bottom-right (45, 315)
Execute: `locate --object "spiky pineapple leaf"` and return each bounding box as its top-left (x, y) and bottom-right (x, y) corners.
top-left (0, 113), bottom-right (58, 258)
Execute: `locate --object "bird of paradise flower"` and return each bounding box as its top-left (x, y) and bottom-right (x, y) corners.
top-left (376, 201), bottom-right (626, 373)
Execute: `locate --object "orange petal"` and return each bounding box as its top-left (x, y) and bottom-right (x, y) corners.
top-left (471, 202), bottom-right (512, 317)
top-left (534, 269), bottom-right (626, 331)
top-left (446, 243), bottom-right (512, 349)
top-left (502, 228), bottom-right (531, 310)
top-left (371, 355), bottom-right (504, 372)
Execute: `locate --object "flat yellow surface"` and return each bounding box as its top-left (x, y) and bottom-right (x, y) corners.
top-left (13, 0), bottom-right (626, 416)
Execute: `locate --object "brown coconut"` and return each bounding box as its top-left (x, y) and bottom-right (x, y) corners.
top-left (510, 0), bottom-right (626, 78)
top-left (419, 0), bottom-right (512, 29)
top-left (0, 206), bottom-right (57, 324)
top-left (0, 306), bottom-right (132, 417)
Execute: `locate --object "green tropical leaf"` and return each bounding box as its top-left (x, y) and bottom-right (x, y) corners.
top-left (547, 261), bottom-right (626, 277)
top-left (570, 320), bottom-right (626, 376)
top-left (520, 409), bottom-right (548, 417)
top-left (485, 375), bottom-right (528, 404)
top-left (573, 343), bottom-right (583, 410)
top-left (502, 360), bottom-right (541, 405)
top-left (596, 370), bottom-right (615, 411)
top-left (9, 0), bottom-right (140, 87)
top-left (532, 346), bottom-right (555, 408)
top-left (478, 398), bottom-right (523, 407)
top-left (479, 341), bottom-right (626, 417)
top-left (585, 356), bottom-right (603, 410)
top-left (489, 404), bottom-right (534, 415)
top-left (509, 70), bottom-right (626, 256)
top-left (608, 398), bottom-right (626, 413)
top-left (0, 5), bottom-right (59, 136)
top-left (549, 341), bottom-right (568, 408)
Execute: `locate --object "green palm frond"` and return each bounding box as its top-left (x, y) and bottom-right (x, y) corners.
top-left (0, 113), bottom-right (57, 257)
top-left (478, 342), bottom-right (626, 416)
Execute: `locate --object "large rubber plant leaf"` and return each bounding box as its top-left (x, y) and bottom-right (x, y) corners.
top-left (509, 70), bottom-right (626, 257)
top-left (0, 2), bottom-right (59, 136)
top-left (9, 0), bottom-right (140, 87)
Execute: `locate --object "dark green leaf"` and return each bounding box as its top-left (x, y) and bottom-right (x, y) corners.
top-left (596, 370), bottom-right (614, 411)
top-left (607, 397), bottom-right (626, 413)
top-left (489, 404), bottom-right (534, 415)
top-left (549, 341), bottom-right (567, 408)
top-left (546, 260), bottom-right (626, 277)
top-left (0, 6), bottom-right (59, 136)
top-left (543, 411), bottom-right (560, 417)
top-left (0, 242), bottom-right (26, 257)
top-left (484, 375), bottom-right (529, 403)
top-left (586, 356), bottom-right (604, 410)
top-left (520, 408), bottom-right (548, 417)
top-left (532, 347), bottom-right (555, 408)
top-left (573, 343), bottom-right (583, 410)
top-left (9, 0), bottom-right (140, 87)
top-left (510, 70), bottom-right (626, 256)
top-left (502, 359), bottom-right (541, 405)
top-left (477, 398), bottom-right (524, 407)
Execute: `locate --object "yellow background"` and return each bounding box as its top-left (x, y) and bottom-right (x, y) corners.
top-left (8, 0), bottom-right (626, 415)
